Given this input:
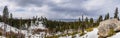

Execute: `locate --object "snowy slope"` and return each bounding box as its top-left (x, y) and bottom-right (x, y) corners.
top-left (27, 21), bottom-right (46, 38)
top-left (80, 28), bottom-right (98, 38)
top-left (24, 21), bottom-right (47, 38)
top-left (0, 21), bottom-right (120, 38)
top-left (0, 22), bottom-right (28, 34)
top-left (80, 28), bottom-right (120, 38)
top-left (59, 28), bottom-right (98, 38)
top-left (109, 32), bottom-right (120, 38)
top-left (29, 21), bottom-right (46, 30)
top-left (0, 21), bottom-right (47, 38)
top-left (0, 22), bottom-right (20, 33)
top-left (0, 36), bottom-right (6, 38)
top-left (59, 28), bottom-right (120, 38)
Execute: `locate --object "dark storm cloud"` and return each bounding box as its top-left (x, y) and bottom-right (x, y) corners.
top-left (47, 3), bottom-right (99, 18)
top-left (6, 0), bottom-right (120, 19)
top-left (47, 0), bottom-right (98, 18)
top-left (8, 0), bottom-right (49, 7)
top-left (9, 0), bottom-right (95, 18)
top-left (9, 0), bottom-right (87, 6)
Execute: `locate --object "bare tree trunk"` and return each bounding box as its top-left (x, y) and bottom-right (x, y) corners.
top-left (82, 15), bottom-right (84, 34)
top-left (3, 17), bottom-right (7, 37)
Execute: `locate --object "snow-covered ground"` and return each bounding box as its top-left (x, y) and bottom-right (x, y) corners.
top-left (80, 28), bottom-right (120, 38)
top-left (23, 21), bottom-right (47, 38)
top-left (59, 28), bottom-right (120, 38)
top-left (59, 28), bottom-right (98, 38)
top-left (29, 21), bottom-right (46, 30)
top-left (109, 32), bottom-right (120, 38)
top-left (80, 28), bottom-right (98, 38)
top-left (59, 35), bottom-right (72, 38)
top-left (0, 21), bottom-right (120, 38)
top-left (0, 21), bottom-right (47, 38)
top-left (0, 36), bottom-right (6, 38)
top-left (0, 22), bottom-right (20, 33)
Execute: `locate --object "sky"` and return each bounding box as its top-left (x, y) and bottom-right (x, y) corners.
top-left (0, 0), bottom-right (120, 19)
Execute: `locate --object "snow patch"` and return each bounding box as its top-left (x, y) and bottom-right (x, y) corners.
top-left (0, 36), bottom-right (6, 38)
top-left (80, 28), bottom-right (98, 38)
top-left (0, 21), bottom-right (47, 38)
top-left (109, 32), bottom-right (120, 38)
top-left (29, 21), bottom-right (46, 30)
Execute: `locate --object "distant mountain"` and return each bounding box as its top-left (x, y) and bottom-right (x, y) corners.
top-left (49, 19), bottom-right (97, 22)
top-left (49, 19), bottom-right (78, 22)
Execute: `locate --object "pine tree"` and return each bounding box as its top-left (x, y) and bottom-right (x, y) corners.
top-left (90, 18), bottom-right (94, 27)
top-left (3, 6), bottom-right (9, 23)
top-left (81, 15), bottom-right (84, 34)
top-left (90, 18), bottom-right (94, 23)
top-left (104, 13), bottom-right (109, 20)
top-left (0, 15), bottom-right (2, 22)
top-left (3, 6), bottom-right (9, 18)
top-left (97, 15), bottom-right (103, 22)
top-left (78, 17), bottom-right (81, 25)
top-left (85, 17), bottom-right (89, 28)
top-left (9, 13), bottom-right (13, 26)
top-left (85, 17), bottom-right (88, 23)
top-left (19, 18), bottom-right (22, 38)
top-left (78, 17), bottom-right (81, 23)
top-left (10, 13), bottom-right (13, 19)
top-left (3, 6), bottom-right (9, 36)
top-left (95, 15), bottom-right (103, 26)
top-left (118, 17), bottom-right (119, 20)
top-left (114, 7), bottom-right (119, 18)
top-left (78, 17), bottom-right (81, 29)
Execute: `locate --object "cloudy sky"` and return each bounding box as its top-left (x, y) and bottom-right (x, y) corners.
top-left (0, 0), bottom-right (120, 19)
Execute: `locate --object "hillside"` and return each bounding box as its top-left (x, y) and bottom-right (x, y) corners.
top-left (0, 21), bottom-right (47, 38)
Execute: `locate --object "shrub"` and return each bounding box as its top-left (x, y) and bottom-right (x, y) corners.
top-left (86, 28), bottom-right (93, 32)
top-left (107, 29), bottom-right (115, 37)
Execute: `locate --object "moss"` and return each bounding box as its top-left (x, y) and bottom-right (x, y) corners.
top-left (0, 32), bottom-right (2, 36)
top-left (45, 31), bottom-right (80, 38)
top-left (72, 35), bottom-right (76, 38)
top-left (6, 35), bottom-right (17, 38)
top-left (80, 32), bottom-right (85, 36)
top-left (45, 35), bottom-right (59, 38)
top-left (98, 36), bottom-right (106, 38)
top-left (107, 29), bottom-right (115, 37)
top-left (86, 28), bottom-right (93, 32)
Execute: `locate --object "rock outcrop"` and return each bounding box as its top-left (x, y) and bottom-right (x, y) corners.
top-left (98, 19), bottom-right (120, 37)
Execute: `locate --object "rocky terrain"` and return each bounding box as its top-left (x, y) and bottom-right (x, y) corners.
top-left (0, 19), bottom-right (120, 38)
top-left (98, 18), bottom-right (120, 37)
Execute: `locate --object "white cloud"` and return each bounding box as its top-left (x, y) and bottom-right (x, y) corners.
top-left (0, 0), bottom-right (52, 19)
top-left (82, 0), bottom-right (113, 11)
top-left (12, 5), bottom-right (52, 19)
top-left (51, 0), bottom-right (63, 4)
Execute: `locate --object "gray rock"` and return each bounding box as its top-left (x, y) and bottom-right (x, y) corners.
top-left (98, 19), bottom-right (120, 37)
